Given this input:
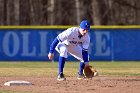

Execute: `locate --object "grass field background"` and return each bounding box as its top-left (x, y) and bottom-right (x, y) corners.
top-left (0, 61), bottom-right (140, 93)
top-left (0, 61), bottom-right (140, 77)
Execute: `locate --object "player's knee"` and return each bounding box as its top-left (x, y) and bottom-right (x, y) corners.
top-left (60, 47), bottom-right (67, 52)
top-left (60, 47), bottom-right (68, 58)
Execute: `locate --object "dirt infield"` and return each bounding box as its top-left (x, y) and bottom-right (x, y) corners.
top-left (0, 76), bottom-right (140, 93)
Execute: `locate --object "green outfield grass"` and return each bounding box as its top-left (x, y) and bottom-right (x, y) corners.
top-left (0, 61), bottom-right (140, 77)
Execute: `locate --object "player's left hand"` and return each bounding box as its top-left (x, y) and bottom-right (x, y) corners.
top-left (83, 65), bottom-right (98, 78)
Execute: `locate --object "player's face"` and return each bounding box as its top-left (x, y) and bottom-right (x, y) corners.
top-left (79, 28), bottom-right (88, 36)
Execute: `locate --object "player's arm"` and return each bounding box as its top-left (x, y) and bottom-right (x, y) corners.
top-left (48, 28), bottom-right (72, 60)
top-left (48, 37), bottom-right (59, 60)
top-left (82, 36), bottom-right (90, 65)
top-left (82, 48), bottom-right (89, 65)
top-left (49, 37), bottom-right (59, 53)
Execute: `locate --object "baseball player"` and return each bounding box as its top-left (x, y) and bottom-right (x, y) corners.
top-left (48, 20), bottom-right (90, 81)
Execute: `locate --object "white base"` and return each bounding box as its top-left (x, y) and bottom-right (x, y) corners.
top-left (4, 80), bottom-right (32, 86)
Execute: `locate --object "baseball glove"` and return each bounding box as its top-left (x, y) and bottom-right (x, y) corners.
top-left (83, 65), bottom-right (98, 78)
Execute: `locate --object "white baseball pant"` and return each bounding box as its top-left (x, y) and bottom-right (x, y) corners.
top-left (55, 43), bottom-right (84, 62)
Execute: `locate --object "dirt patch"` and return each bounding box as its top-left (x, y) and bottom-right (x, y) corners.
top-left (0, 76), bottom-right (140, 93)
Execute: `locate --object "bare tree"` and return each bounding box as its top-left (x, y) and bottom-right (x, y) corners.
top-left (29, 0), bottom-right (45, 25)
top-left (6, 0), bottom-right (14, 25)
top-left (2, 0), bottom-right (20, 25)
top-left (54, 0), bottom-right (77, 25)
top-left (75, 0), bottom-right (80, 24)
top-left (14, 0), bottom-right (19, 25)
top-left (19, 0), bottom-right (31, 25)
top-left (80, 0), bottom-right (93, 24)
top-left (0, 0), bottom-right (5, 25)
top-left (107, 0), bottom-right (140, 25)
top-left (0, 0), bottom-right (140, 25)
top-left (92, 0), bottom-right (102, 25)
top-left (46, 0), bottom-right (55, 25)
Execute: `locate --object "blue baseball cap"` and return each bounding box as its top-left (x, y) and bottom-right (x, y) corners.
top-left (80, 20), bottom-right (90, 30)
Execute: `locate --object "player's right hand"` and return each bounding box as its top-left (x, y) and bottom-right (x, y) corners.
top-left (48, 53), bottom-right (54, 60)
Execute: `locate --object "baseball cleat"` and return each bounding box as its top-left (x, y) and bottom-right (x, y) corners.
top-left (57, 73), bottom-right (66, 81)
top-left (77, 73), bottom-right (84, 80)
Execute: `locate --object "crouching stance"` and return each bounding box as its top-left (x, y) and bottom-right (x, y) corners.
top-left (48, 20), bottom-right (91, 81)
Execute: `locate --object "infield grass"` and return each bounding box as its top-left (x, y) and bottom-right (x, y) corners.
top-left (0, 61), bottom-right (139, 77)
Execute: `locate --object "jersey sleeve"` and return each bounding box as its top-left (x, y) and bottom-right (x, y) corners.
top-left (82, 35), bottom-right (90, 63)
top-left (57, 28), bottom-right (73, 42)
top-left (49, 37), bottom-right (59, 53)
top-left (82, 35), bottom-right (90, 51)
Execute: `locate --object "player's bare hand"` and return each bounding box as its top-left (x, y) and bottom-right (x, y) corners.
top-left (48, 53), bottom-right (54, 60)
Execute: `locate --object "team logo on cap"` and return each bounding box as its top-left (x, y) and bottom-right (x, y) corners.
top-left (86, 23), bottom-right (89, 28)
